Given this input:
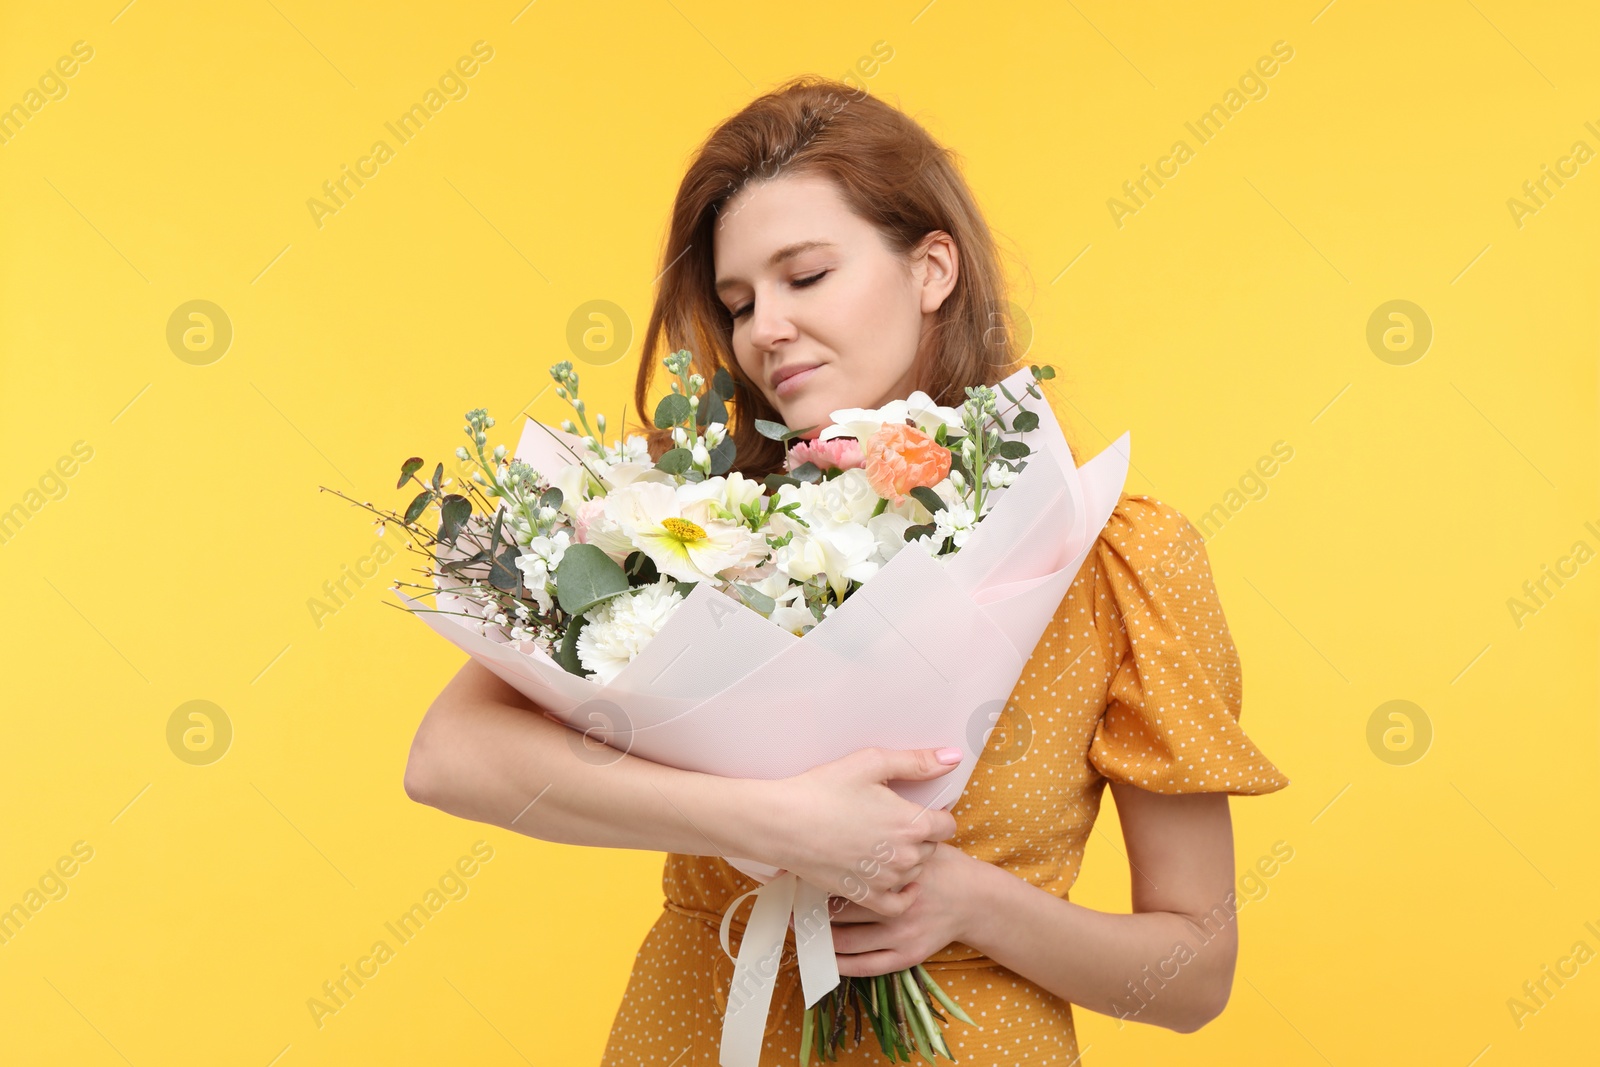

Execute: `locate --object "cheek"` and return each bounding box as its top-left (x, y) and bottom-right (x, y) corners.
top-left (732, 338), bottom-right (770, 400)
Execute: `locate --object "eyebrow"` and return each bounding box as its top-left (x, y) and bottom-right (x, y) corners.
top-left (715, 240), bottom-right (837, 294)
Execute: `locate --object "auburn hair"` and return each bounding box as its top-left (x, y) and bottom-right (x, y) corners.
top-left (632, 74), bottom-right (1035, 480)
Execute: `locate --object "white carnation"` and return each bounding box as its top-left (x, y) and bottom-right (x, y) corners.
top-left (575, 580), bottom-right (686, 684)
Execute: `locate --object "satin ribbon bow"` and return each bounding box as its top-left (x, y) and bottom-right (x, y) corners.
top-left (716, 873), bottom-right (840, 1067)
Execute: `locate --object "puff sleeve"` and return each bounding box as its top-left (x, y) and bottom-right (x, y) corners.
top-left (1086, 494), bottom-right (1290, 795)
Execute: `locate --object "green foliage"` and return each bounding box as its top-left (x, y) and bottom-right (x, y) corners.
top-left (555, 614), bottom-right (592, 677)
top-left (654, 392), bottom-right (690, 429)
top-left (488, 545), bottom-right (521, 592)
top-left (909, 486), bottom-right (945, 513)
top-left (754, 418), bottom-right (789, 441)
top-left (655, 447), bottom-right (693, 475)
top-left (554, 544), bottom-right (631, 615)
top-left (404, 490), bottom-right (432, 524)
top-left (734, 582), bottom-right (774, 614)
top-left (623, 550), bottom-right (660, 587)
top-left (438, 494), bottom-right (470, 543)
top-left (696, 390), bottom-right (729, 428)
top-left (707, 434), bottom-right (736, 475)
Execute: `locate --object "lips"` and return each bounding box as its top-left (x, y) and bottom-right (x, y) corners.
top-left (771, 362), bottom-right (821, 395)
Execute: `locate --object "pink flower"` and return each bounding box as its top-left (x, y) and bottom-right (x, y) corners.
top-left (862, 423), bottom-right (952, 505)
top-left (786, 436), bottom-right (864, 473)
top-left (572, 497), bottom-right (607, 543)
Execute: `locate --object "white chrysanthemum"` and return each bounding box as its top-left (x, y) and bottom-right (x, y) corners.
top-left (575, 580), bottom-right (686, 683)
top-left (816, 391), bottom-right (965, 443)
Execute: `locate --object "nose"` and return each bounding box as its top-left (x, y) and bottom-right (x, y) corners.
top-left (747, 288), bottom-right (797, 352)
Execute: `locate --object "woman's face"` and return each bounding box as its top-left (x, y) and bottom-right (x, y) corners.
top-left (712, 171), bottom-right (958, 437)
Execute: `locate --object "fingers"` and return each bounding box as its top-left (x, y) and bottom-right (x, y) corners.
top-left (897, 864), bottom-right (924, 888)
top-left (859, 880), bottom-right (920, 918)
top-left (920, 808), bottom-right (959, 842)
top-left (869, 746), bottom-right (963, 783)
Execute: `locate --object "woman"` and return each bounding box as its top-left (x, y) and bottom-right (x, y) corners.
top-left (404, 75), bottom-right (1290, 1063)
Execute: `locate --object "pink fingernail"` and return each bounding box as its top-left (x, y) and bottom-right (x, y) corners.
top-left (936, 747), bottom-right (961, 764)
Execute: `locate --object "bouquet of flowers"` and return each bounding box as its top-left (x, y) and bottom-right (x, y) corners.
top-left (325, 349), bottom-right (1131, 1066)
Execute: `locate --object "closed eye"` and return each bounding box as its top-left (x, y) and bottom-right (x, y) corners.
top-left (729, 270), bottom-right (829, 320)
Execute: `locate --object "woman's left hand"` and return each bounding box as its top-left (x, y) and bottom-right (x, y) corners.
top-left (824, 842), bottom-right (987, 976)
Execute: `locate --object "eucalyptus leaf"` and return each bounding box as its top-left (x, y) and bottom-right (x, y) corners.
top-left (909, 486), bottom-right (945, 513)
top-left (439, 548), bottom-right (487, 574)
top-left (712, 367), bottom-right (736, 399)
top-left (438, 494), bottom-right (470, 543)
top-left (404, 490), bottom-right (432, 524)
top-left (696, 390), bottom-right (729, 428)
top-left (997, 440), bottom-right (1030, 459)
top-left (488, 505), bottom-right (505, 559)
top-left (762, 473), bottom-right (800, 492)
top-left (554, 543), bottom-right (631, 615)
top-left (398, 457), bottom-right (423, 488)
top-left (654, 392), bottom-right (691, 429)
top-left (789, 461), bottom-right (821, 483)
top-left (903, 522), bottom-right (937, 542)
top-left (431, 462), bottom-right (443, 490)
top-left (754, 418), bottom-right (793, 441)
top-left (1012, 409), bottom-right (1040, 433)
top-left (707, 434), bottom-right (736, 476)
top-left (623, 550), bottom-right (660, 586)
top-left (488, 545), bottom-right (521, 593)
top-left (734, 583), bottom-right (775, 614)
top-left (555, 614), bottom-right (592, 677)
top-left (655, 447), bottom-right (692, 475)
top-left (540, 486), bottom-right (563, 511)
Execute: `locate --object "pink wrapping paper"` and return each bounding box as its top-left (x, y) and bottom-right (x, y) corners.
top-left (396, 366), bottom-right (1130, 1066)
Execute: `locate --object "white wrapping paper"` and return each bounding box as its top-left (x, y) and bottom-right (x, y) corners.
top-left (397, 367), bottom-right (1130, 1066)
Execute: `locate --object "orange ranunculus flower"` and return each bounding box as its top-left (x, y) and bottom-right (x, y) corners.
top-left (861, 422), bottom-right (952, 505)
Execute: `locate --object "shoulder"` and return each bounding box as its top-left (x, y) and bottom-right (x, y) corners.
top-left (1088, 493), bottom-right (1225, 651)
top-left (1095, 493), bottom-right (1211, 584)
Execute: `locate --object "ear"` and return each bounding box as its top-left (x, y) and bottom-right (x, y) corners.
top-left (913, 231), bottom-right (959, 314)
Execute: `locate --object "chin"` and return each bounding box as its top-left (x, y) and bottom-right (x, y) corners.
top-left (779, 398), bottom-right (838, 438)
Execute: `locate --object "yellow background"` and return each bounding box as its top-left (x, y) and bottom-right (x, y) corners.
top-left (2, 1), bottom-right (1596, 1064)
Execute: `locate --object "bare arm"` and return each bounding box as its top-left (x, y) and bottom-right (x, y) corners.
top-left (959, 784), bottom-right (1239, 1033)
top-left (404, 659), bottom-right (961, 918)
top-left (404, 658), bottom-right (770, 858)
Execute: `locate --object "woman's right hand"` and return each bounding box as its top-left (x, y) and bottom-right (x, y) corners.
top-left (755, 746), bottom-right (964, 918)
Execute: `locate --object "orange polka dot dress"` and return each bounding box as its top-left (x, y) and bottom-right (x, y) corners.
top-left (600, 493), bottom-right (1290, 1065)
